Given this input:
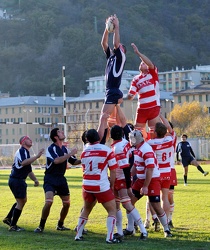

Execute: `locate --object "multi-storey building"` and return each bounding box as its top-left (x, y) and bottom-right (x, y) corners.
top-left (0, 95), bottom-right (64, 144)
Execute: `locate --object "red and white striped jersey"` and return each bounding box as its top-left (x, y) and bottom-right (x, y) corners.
top-left (128, 66), bottom-right (160, 109)
top-left (111, 138), bottom-right (131, 180)
top-left (81, 142), bottom-right (118, 193)
top-left (133, 141), bottom-right (160, 180)
top-left (147, 132), bottom-right (175, 177)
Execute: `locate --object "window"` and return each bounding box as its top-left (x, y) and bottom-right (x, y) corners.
top-left (199, 95), bottom-right (202, 102)
top-left (96, 102), bottom-right (99, 108)
top-left (186, 96), bottom-right (189, 102)
top-left (90, 102), bottom-right (92, 109)
top-left (83, 102), bottom-right (86, 109)
top-left (178, 96), bottom-right (181, 103)
top-left (5, 108), bottom-right (8, 114)
top-left (175, 82), bottom-right (179, 90)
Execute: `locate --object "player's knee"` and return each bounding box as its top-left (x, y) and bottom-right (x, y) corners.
top-left (45, 199), bottom-right (53, 207)
top-left (62, 199), bottom-right (70, 208)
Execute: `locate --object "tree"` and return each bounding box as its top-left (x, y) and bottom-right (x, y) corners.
top-left (169, 101), bottom-right (210, 137)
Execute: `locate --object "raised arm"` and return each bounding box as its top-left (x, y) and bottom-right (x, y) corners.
top-left (131, 43), bottom-right (154, 69)
top-left (101, 19), bottom-right (109, 52)
top-left (112, 14), bottom-right (120, 50)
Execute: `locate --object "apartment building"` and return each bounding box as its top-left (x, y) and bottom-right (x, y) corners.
top-left (0, 95), bottom-right (64, 144)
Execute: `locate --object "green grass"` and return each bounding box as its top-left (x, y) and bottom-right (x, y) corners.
top-left (0, 165), bottom-right (210, 250)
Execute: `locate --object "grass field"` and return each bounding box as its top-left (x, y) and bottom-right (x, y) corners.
top-left (0, 165), bottom-right (210, 250)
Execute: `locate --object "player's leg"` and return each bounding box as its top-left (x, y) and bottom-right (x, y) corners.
top-left (98, 103), bottom-right (116, 140)
top-left (191, 159), bottom-right (209, 176)
top-left (161, 187), bottom-right (170, 218)
top-left (183, 165), bottom-right (188, 185)
top-left (34, 191), bottom-right (54, 232)
top-left (119, 188), bottom-right (147, 238)
top-left (168, 186), bottom-right (175, 228)
top-left (8, 179), bottom-right (27, 231)
top-left (150, 200), bottom-right (172, 237)
top-left (57, 195), bottom-right (70, 230)
top-left (75, 197), bottom-right (96, 241)
top-left (147, 107), bottom-right (161, 139)
top-left (3, 202), bottom-right (17, 226)
top-left (102, 198), bottom-right (118, 243)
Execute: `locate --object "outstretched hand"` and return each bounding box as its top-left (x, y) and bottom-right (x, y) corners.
top-left (131, 43), bottom-right (139, 54)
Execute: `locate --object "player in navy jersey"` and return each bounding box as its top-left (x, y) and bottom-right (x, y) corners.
top-left (3, 136), bottom-right (44, 231)
top-left (176, 134), bottom-right (209, 186)
top-left (34, 128), bottom-right (80, 233)
top-left (98, 14), bottom-right (126, 140)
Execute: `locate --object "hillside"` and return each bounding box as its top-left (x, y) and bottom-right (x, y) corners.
top-left (0, 0), bottom-right (209, 97)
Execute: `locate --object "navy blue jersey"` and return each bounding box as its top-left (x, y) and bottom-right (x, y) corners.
top-left (10, 146), bottom-right (32, 179)
top-left (176, 141), bottom-right (195, 161)
top-left (45, 143), bottom-right (77, 176)
top-left (105, 46), bottom-right (126, 90)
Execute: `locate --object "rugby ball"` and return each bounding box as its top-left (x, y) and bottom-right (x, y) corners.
top-left (106, 18), bottom-right (115, 33)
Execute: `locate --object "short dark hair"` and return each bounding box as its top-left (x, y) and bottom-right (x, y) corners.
top-left (110, 125), bottom-right (123, 140)
top-left (155, 122), bottom-right (167, 138)
top-left (50, 128), bottom-right (59, 142)
top-left (86, 129), bottom-right (100, 143)
top-left (181, 134), bottom-right (188, 139)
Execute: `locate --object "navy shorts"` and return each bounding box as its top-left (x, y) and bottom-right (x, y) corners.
top-left (9, 177), bottom-right (27, 199)
top-left (181, 156), bottom-right (195, 167)
top-left (105, 89), bottom-right (123, 104)
top-left (43, 175), bottom-right (70, 196)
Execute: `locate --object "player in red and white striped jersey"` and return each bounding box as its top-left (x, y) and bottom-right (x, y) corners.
top-left (127, 43), bottom-right (161, 139)
top-left (129, 129), bottom-right (172, 238)
top-left (147, 118), bottom-right (175, 220)
top-left (75, 129), bottom-right (120, 244)
top-left (110, 125), bottom-right (147, 240)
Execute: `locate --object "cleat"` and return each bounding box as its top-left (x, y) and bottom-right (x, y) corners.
top-left (56, 225), bottom-right (70, 231)
top-left (3, 218), bottom-right (11, 226)
top-left (123, 228), bottom-right (134, 236)
top-left (164, 230), bottom-right (173, 237)
top-left (139, 232), bottom-right (148, 240)
top-left (9, 225), bottom-right (25, 232)
top-left (168, 220), bottom-right (174, 229)
top-left (184, 183), bottom-right (187, 186)
top-left (34, 227), bottom-right (43, 233)
top-left (144, 219), bottom-right (150, 229)
top-left (106, 238), bottom-right (122, 244)
top-left (204, 171), bottom-right (209, 176)
top-left (75, 236), bottom-right (84, 241)
top-left (74, 225), bottom-right (88, 235)
top-left (152, 218), bottom-right (160, 232)
top-left (113, 233), bottom-right (124, 240)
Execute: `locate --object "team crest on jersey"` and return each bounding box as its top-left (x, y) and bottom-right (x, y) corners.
top-left (84, 152), bottom-right (91, 156)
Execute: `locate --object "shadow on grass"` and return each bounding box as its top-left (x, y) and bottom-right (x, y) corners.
top-left (0, 224), bottom-right (209, 250)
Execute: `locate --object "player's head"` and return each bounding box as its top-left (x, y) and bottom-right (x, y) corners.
top-left (19, 136), bottom-right (32, 146)
top-left (139, 61), bottom-right (149, 73)
top-left (110, 125), bottom-right (123, 140)
top-left (155, 122), bottom-right (167, 138)
top-left (181, 134), bottom-right (188, 141)
top-left (50, 128), bottom-right (59, 142)
top-left (86, 129), bottom-right (100, 144)
top-left (129, 129), bottom-right (144, 146)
